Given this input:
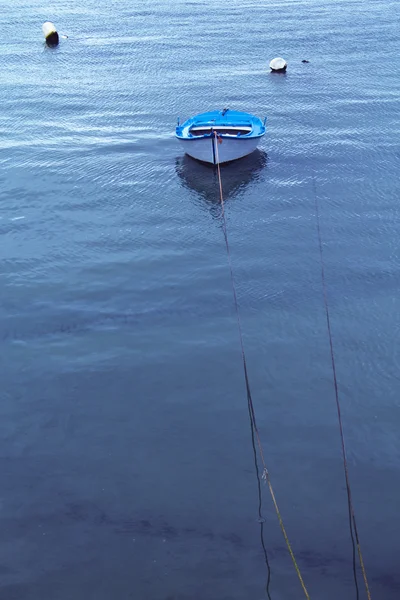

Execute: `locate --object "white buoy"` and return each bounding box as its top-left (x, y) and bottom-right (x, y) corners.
top-left (42, 21), bottom-right (59, 46)
top-left (269, 57), bottom-right (287, 73)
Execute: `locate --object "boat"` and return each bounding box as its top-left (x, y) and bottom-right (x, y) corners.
top-left (175, 108), bottom-right (266, 165)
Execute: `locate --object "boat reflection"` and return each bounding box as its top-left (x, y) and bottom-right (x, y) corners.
top-left (175, 149), bottom-right (268, 213)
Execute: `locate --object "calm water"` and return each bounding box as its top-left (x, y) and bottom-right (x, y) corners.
top-left (1, 1), bottom-right (400, 598)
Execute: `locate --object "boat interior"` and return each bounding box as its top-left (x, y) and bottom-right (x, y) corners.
top-left (189, 125), bottom-right (252, 137)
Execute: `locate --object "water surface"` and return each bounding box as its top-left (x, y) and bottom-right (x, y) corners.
top-left (1, 0), bottom-right (399, 598)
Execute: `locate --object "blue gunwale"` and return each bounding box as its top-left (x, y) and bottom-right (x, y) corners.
top-left (176, 109), bottom-right (266, 141)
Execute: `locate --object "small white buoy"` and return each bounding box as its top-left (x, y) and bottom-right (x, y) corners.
top-left (269, 57), bottom-right (287, 73)
top-left (42, 21), bottom-right (59, 47)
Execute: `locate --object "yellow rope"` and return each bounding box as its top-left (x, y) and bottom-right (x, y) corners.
top-left (357, 543), bottom-right (372, 600)
top-left (214, 133), bottom-right (311, 599)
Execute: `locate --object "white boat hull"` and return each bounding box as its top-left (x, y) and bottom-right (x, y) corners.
top-left (178, 135), bottom-right (261, 165)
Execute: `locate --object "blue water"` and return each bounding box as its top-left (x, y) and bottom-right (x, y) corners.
top-left (1, 0), bottom-right (400, 598)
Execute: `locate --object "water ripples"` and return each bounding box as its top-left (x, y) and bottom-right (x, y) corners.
top-left (1, 0), bottom-right (400, 598)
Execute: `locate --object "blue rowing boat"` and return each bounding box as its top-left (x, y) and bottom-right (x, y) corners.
top-left (175, 108), bottom-right (266, 165)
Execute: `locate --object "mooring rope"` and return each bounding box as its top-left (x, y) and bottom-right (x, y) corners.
top-left (248, 401), bottom-right (273, 600)
top-left (214, 133), bottom-right (311, 600)
top-left (312, 176), bottom-right (371, 600)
